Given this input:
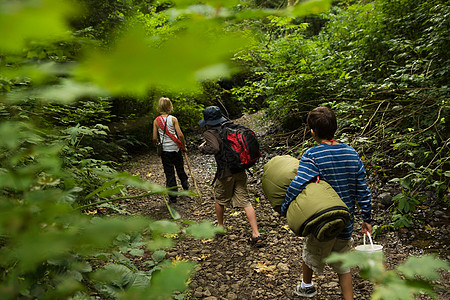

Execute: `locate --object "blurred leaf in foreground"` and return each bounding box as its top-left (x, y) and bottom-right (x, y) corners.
top-left (0, 0), bottom-right (77, 53)
top-left (76, 20), bottom-right (252, 95)
top-left (287, 0), bottom-right (332, 17)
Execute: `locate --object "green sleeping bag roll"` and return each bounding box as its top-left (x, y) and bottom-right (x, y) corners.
top-left (261, 155), bottom-right (300, 214)
top-left (286, 180), bottom-right (350, 241)
top-left (262, 155), bottom-right (351, 241)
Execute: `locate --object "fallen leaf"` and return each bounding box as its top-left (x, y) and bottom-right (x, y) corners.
top-left (254, 261), bottom-right (276, 273)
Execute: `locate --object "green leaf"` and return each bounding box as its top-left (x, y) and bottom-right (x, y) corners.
top-left (326, 251), bottom-right (385, 280)
top-left (147, 237), bottom-right (174, 251)
top-left (168, 204), bottom-right (181, 220)
top-left (185, 221), bottom-right (225, 239)
top-left (161, 195), bottom-right (181, 220)
top-left (372, 280), bottom-right (417, 300)
top-left (152, 250), bottom-right (167, 263)
top-left (130, 272), bottom-right (151, 289)
top-left (392, 193), bottom-right (403, 202)
top-left (149, 220), bottom-right (179, 234)
top-left (147, 262), bottom-right (195, 298)
top-left (397, 255), bottom-right (450, 281)
top-left (85, 179), bottom-right (119, 199)
top-left (94, 264), bottom-right (150, 298)
top-left (129, 248), bottom-right (145, 257)
top-left (96, 264), bottom-right (134, 287)
top-left (394, 162), bottom-right (416, 168)
top-left (398, 197), bottom-right (406, 211)
top-left (67, 270), bottom-right (83, 282)
top-left (400, 179), bottom-right (411, 190)
top-left (98, 186), bottom-right (124, 198)
top-left (73, 261), bottom-right (93, 273)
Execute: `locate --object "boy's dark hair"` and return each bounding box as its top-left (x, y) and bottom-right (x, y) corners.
top-left (307, 107), bottom-right (337, 140)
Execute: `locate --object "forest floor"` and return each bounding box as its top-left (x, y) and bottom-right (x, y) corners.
top-left (119, 111), bottom-right (449, 299)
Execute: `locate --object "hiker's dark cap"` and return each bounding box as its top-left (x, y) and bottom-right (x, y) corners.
top-left (199, 106), bottom-right (227, 127)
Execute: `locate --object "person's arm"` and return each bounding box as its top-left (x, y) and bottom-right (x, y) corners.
top-left (356, 159), bottom-right (373, 234)
top-left (172, 116), bottom-right (186, 151)
top-left (152, 118), bottom-right (159, 145)
top-left (281, 154), bottom-right (319, 216)
top-left (198, 130), bottom-right (220, 155)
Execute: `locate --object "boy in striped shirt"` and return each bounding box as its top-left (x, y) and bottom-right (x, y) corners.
top-left (282, 107), bottom-right (372, 299)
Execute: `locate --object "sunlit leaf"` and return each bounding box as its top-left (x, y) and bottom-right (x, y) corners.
top-left (0, 0), bottom-right (77, 52)
top-left (76, 21), bottom-right (252, 95)
top-left (287, 0), bottom-right (332, 17)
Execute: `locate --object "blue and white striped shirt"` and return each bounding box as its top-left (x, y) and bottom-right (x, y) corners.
top-left (281, 143), bottom-right (372, 239)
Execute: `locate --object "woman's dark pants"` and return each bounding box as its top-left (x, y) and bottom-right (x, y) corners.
top-left (161, 151), bottom-right (189, 203)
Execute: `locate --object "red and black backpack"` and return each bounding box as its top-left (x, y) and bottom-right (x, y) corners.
top-left (218, 121), bottom-right (261, 173)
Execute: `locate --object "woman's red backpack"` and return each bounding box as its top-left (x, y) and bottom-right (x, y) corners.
top-left (218, 121), bottom-right (261, 173)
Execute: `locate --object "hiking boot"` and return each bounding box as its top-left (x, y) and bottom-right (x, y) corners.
top-left (294, 284), bottom-right (317, 298)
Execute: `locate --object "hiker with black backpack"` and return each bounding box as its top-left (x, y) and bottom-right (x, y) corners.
top-left (152, 97), bottom-right (189, 204)
top-left (198, 106), bottom-right (264, 247)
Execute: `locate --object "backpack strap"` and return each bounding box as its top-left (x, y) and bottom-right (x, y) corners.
top-left (157, 116), bottom-right (168, 144)
top-left (156, 115), bottom-right (183, 150)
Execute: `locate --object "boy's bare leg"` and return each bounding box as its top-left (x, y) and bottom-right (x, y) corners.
top-left (338, 272), bottom-right (354, 300)
top-left (302, 261), bottom-right (314, 284)
top-left (215, 201), bottom-right (225, 226)
top-left (243, 205), bottom-right (260, 238)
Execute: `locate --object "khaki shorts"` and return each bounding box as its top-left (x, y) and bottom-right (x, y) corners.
top-left (302, 235), bottom-right (353, 274)
top-left (214, 172), bottom-right (251, 208)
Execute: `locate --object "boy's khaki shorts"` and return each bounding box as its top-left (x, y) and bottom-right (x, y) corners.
top-left (302, 235), bottom-right (354, 274)
top-left (214, 172), bottom-right (251, 208)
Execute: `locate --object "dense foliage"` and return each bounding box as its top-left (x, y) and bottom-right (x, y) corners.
top-left (231, 0), bottom-right (449, 230)
top-left (0, 0), bottom-right (448, 299)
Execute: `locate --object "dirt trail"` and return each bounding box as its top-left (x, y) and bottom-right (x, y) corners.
top-left (120, 112), bottom-right (449, 299)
